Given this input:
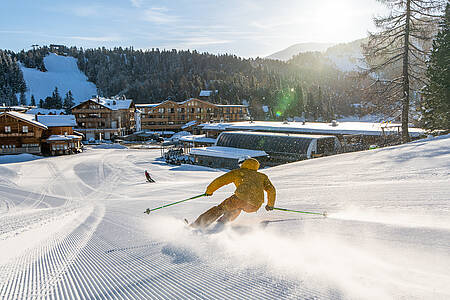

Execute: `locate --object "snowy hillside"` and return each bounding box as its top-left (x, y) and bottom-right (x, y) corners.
top-left (0, 135), bottom-right (449, 299)
top-left (325, 38), bottom-right (366, 72)
top-left (20, 53), bottom-right (97, 104)
top-left (268, 38), bottom-right (366, 72)
top-left (267, 42), bottom-right (335, 61)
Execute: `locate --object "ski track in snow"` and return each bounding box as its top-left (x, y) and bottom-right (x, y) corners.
top-left (0, 136), bottom-right (449, 299)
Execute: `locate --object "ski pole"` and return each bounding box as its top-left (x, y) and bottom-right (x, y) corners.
top-left (272, 207), bottom-right (327, 217)
top-left (144, 193), bottom-right (207, 214)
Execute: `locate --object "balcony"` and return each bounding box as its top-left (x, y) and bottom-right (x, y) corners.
top-left (141, 117), bottom-right (168, 122)
top-left (0, 146), bottom-right (41, 154)
top-left (0, 132), bottom-right (35, 137)
top-left (77, 117), bottom-right (108, 122)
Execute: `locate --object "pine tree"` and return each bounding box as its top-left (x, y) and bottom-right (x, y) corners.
top-left (421, 4), bottom-right (450, 131)
top-left (51, 86), bottom-right (62, 109)
top-left (39, 99), bottom-right (44, 108)
top-left (63, 90), bottom-right (75, 114)
top-left (19, 91), bottom-right (26, 106)
top-left (30, 94), bottom-right (36, 106)
top-left (363, 0), bottom-right (446, 142)
top-left (43, 96), bottom-right (53, 109)
top-left (9, 91), bottom-right (18, 106)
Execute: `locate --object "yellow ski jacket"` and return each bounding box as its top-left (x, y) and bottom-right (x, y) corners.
top-left (205, 158), bottom-right (276, 208)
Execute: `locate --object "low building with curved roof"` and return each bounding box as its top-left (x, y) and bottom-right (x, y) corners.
top-left (215, 131), bottom-right (340, 165)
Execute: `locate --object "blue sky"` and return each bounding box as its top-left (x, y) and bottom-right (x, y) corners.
top-left (1, 0), bottom-right (386, 57)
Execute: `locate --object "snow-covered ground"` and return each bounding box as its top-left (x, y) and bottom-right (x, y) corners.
top-left (20, 53), bottom-right (97, 104)
top-left (0, 136), bottom-right (449, 299)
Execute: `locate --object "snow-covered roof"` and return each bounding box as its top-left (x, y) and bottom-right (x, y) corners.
top-left (169, 131), bottom-right (191, 141)
top-left (154, 131), bottom-right (175, 135)
top-left (26, 108), bottom-right (65, 115)
top-left (0, 106), bottom-right (28, 112)
top-left (179, 135), bottom-right (216, 144)
top-left (135, 103), bottom-right (161, 108)
top-left (135, 98), bottom-right (247, 111)
top-left (221, 131), bottom-right (336, 140)
top-left (45, 134), bottom-right (82, 141)
top-left (190, 146), bottom-right (268, 160)
top-left (199, 121), bottom-right (425, 137)
top-left (1, 111), bottom-right (47, 129)
top-left (36, 115), bottom-right (76, 127)
top-left (45, 135), bottom-right (72, 141)
top-left (181, 120), bottom-right (197, 129)
top-left (75, 98), bottom-right (134, 111)
top-left (199, 90), bottom-right (217, 97)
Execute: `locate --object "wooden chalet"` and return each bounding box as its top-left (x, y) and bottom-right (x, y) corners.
top-left (37, 115), bottom-right (82, 155)
top-left (0, 112), bottom-right (83, 156)
top-left (137, 98), bottom-right (249, 132)
top-left (0, 111), bottom-right (47, 154)
top-left (72, 97), bottom-right (136, 140)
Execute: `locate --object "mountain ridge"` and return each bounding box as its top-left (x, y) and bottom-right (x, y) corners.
top-left (266, 42), bottom-right (336, 61)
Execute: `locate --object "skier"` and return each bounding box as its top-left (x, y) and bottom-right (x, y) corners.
top-left (145, 170), bottom-right (155, 183)
top-left (191, 158), bottom-right (276, 228)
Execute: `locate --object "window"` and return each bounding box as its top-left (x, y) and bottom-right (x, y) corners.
top-left (5, 126), bottom-right (11, 133)
top-left (22, 126), bottom-right (28, 133)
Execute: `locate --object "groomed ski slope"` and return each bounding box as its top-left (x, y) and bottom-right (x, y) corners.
top-left (20, 53), bottom-right (97, 104)
top-left (0, 136), bottom-right (449, 299)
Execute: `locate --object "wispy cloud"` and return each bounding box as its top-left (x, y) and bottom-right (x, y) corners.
top-left (130, 0), bottom-right (143, 8)
top-left (68, 35), bottom-right (121, 42)
top-left (182, 37), bottom-right (231, 46)
top-left (142, 7), bottom-right (179, 24)
top-left (0, 30), bottom-right (35, 35)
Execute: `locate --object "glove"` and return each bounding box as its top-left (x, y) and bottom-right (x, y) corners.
top-left (265, 205), bottom-right (273, 211)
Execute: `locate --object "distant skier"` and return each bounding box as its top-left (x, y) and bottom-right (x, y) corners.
top-left (191, 158), bottom-right (276, 228)
top-left (145, 170), bottom-right (155, 183)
